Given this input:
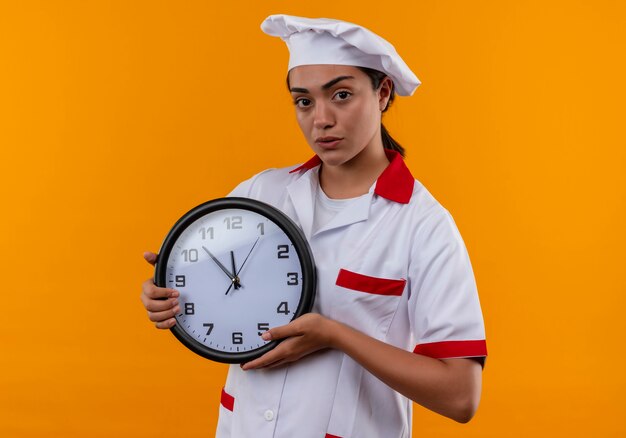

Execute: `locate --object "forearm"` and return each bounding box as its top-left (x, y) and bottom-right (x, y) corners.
top-left (327, 318), bottom-right (482, 423)
top-left (244, 313), bottom-right (482, 422)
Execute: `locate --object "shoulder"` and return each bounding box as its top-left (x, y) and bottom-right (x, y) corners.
top-left (403, 177), bottom-right (454, 226)
top-left (410, 178), bottom-right (444, 212)
top-left (396, 177), bottom-right (471, 260)
top-left (226, 162), bottom-right (311, 198)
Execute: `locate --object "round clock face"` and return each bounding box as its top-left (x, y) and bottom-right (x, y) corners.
top-left (155, 197), bottom-right (316, 363)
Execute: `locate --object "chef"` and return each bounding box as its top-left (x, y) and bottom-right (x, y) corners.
top-left (141, 13), bottom-right (488, 438)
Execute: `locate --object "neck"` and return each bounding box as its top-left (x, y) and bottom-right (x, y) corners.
top-left (319, 144), bottom-right (390, 199)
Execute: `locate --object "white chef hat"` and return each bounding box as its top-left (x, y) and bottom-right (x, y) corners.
top-left (261, 14), bottom-right (420, 96)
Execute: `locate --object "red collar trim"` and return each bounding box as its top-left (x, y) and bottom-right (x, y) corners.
top-left (289, 149), bottom-right (415, 204)
top-left (375, 150), bottom-right (415, 204)
top-left (289, 155), bottom-right (322, 173)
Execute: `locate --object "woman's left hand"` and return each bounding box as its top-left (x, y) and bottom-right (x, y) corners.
top-left (241, 313), bottom-right (336, 370)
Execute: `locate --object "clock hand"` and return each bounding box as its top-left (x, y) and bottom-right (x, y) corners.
top-left (224, 237), bottom-right (260, 295)
top-left (225, 250), bottom-right (243, 296)
top-left (230, 250), bottom-right (241, 290)
top-left (202, 246), bottom-right (236, 282)
top-left (236, 237), bottom-right (260, 276)
top-left (225, 282), bottom-right (234, 295)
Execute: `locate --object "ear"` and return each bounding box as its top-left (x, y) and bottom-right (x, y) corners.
top-left (378, 76), bottom-right (394, 111)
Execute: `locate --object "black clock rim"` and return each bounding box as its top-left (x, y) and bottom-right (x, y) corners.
top-left (154, 197), bottom-right (316, 364)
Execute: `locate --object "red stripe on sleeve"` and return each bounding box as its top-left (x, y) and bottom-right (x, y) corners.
top-left (221, 387), bottom-right (234, 412)
top-left (325, 434), bottom-right (343, 438)
top-left (336, 269), bottom-right (406, 296)
top-left (413, 340), bottom-right (487, 359)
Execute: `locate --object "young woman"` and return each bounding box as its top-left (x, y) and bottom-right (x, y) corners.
top-left (141, 14), bottom-right (487, 438)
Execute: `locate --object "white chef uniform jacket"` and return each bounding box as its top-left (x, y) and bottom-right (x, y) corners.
top-left (215, 150), bottom-right (487, 438)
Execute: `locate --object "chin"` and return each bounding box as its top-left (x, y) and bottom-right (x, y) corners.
top-left (316, 149), bottom-right (352, 167)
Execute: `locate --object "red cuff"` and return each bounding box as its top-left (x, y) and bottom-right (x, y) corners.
top-left (413, 340), bottom-right (487, 359)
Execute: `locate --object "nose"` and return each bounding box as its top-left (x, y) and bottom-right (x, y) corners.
top-left (313, 100), bottom-right (335, 130)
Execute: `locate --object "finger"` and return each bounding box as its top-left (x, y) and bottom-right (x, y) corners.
top-left (241, 347), bottom-right (285, 370)
top-left (262, 321), bottom-right (299, 342)
top-left (148, 304), bottom-right (181, 323)
top-left (142, 278), bottom-right (179, 300)
top-left (143, 251), bottom-right (158, 266)
top-left (144, 296), bottom-right (178, 312)
top-left (266, 359), bottom-right (289, 369)
top-left (155, 317), bottom-right (177, 330)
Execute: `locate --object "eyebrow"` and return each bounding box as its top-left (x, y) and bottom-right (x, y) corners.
top-left (289, 75), bottom-right (355, 94)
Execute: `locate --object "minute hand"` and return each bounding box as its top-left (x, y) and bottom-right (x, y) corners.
top-left (202, 246), bottom-right (236, 281)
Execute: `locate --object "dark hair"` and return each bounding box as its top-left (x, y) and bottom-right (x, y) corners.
top-left (356, 66), bottom-right (405, 157)
top-left (286, 66), bottom-right (406, 157)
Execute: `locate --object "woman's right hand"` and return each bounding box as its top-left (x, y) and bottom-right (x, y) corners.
top-left (140, 251), bottom-right (180, 329)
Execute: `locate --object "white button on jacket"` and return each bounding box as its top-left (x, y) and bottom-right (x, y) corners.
top-left (215, 150), bottom-right (487, 438)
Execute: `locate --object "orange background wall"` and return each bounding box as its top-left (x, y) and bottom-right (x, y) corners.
top-left (1, 1), bottom-right (625, 436)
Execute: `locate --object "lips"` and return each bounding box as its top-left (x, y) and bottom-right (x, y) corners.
top-left (315, 136), bottom-right (343, 148)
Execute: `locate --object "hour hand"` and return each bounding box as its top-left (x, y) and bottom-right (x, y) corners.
top-left (202, 246), bottom-right (235, 281)
top-left (230, 251), bottom-right (241, 290)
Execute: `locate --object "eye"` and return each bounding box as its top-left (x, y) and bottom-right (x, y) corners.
top-left (334, 90), bottom-right (352, 101)
top-left (294, 98), bottom-right (312, 108)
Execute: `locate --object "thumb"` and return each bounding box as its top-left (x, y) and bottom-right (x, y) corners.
top-left (143, 251), bottom-right (158, 266)
top-left (261, 322), bottom-right (295, 341)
